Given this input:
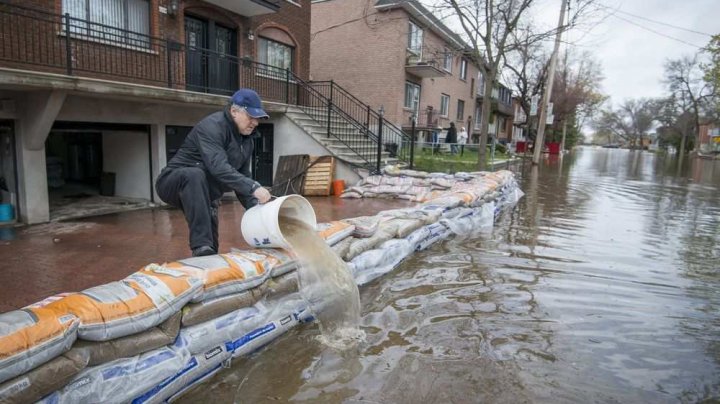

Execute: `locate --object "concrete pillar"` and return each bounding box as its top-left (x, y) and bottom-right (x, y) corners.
top-left (150, 123), bottom-right (166, 204)
top-left (16, 90), bottom-right (66, 224)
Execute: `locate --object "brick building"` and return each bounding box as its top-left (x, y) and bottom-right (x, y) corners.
top-left (0, 0), bottom-right (375, 225)
top-left (310, 0), bottom-right (513, 146)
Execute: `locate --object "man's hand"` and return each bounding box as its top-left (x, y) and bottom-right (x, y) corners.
top-left (253, 186), bottom-right (272, 204)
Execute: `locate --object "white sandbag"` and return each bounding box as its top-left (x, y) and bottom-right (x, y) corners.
top-left (0, 306), bottom-right (79, 384)
top-left (177, 306), bottom-right (261, 355)
top-left (47, 346), bottom-right (189, 404)
top-left (342, 216), bottom-right (380, 238)
top-left (316, 221), bottom-right (356, 246)
top-left (415, 222), bottom-right (452, 251)
top-left (350, 239), bottom-right (414, 286)
top-left (130, 344), bottom-right (231, 404)
top-left (45, 267), bottom-right (201, 341)
top-left (440, 207), bottom-right (477, 236)
top-left (229, 300), bottom-right (313, 359)
top-left (404, 226), bottom-right (432, 251)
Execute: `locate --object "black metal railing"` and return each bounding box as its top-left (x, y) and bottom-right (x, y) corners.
top-left (0, 2), bottom-right (412, 170)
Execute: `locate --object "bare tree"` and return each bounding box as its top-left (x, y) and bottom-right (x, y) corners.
top-left (593, 98), bottom-right (656, 148)
top-left (550, 49), bottom-right (605, 148)
top-left (663, 56), bottom-right (712, 160)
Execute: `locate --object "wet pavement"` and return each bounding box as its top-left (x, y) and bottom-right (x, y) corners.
top-left (0, 196), bottom-right (414, 312)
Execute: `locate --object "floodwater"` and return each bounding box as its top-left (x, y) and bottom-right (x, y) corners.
top-left (180, 147), bottom-right (720, 403)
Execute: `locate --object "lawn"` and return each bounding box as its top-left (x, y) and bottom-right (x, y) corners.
top-left (409, 144), bottom-right (511, 173)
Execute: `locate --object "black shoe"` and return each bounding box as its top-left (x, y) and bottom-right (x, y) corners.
top-left (192, 246), bottom-right (216, 257)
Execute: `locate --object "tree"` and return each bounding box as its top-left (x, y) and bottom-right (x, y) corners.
top-left (592, 98), bottom-right (656, 148)
top-left (663, 56), bottom-right (713, 164)
top-left (548, 49), bottom-right (605, 149)
top-left (428, 0), bottom-right (601, 168)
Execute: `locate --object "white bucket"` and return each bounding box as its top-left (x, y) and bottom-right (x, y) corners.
top-left (241, 195), bottom-right (317, 249)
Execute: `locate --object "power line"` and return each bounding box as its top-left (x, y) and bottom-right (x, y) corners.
top-left (610, 13), bottom-right (704, 49)
top-left (600, 4), bottom-right (714, 37)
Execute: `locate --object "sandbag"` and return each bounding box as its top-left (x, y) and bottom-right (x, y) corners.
top-left (45, 266), bottom-right (201, 341)
top-left (45, 346), bottom-right (189, 404)
top-left (0, 348), bottom-right (88, 404)
top-left (238, 248), bottom-right (298, 277)
top-left (350, 239), bottom-right (414, 286)
top-left (0, 306), bottom-right (79, 384)
top-left (414, 222), bottom-right (452, 251)
top-left (177, 306), bottom-right (262, 355)
top-left (180, 270), bottom-right (299, 329)
top-left (181, 290), bottom-right (258, 328)
top-left (131, 344), bottom-right (232, 404)
top-left (342, 215), bottom-right (380, 238)
top-left (70, 311), bottom-right (181, 367)
top-left (229, 299), bottom-right (313, 359)
top-left (164, 251), bottom-right (274, 303)
top-left (316, 221), bottom-right (355, 246)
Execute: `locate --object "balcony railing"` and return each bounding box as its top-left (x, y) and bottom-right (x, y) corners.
top-left (0, 2), bottom-right (413, 170)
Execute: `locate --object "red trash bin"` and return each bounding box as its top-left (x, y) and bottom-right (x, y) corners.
top-left (548, 142), bottom-right (561, 155)
top-left (515, 141), bottom-right (526, 153)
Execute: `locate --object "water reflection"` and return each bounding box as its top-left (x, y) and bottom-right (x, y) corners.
top-left (179, 147), bottom-right (719, 403)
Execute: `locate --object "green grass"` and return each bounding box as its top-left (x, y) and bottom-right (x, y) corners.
top-left (410, 146), bottom-right (510, 173)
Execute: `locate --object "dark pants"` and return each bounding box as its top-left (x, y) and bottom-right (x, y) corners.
top-left (156, 167), bottom-right (219, 252)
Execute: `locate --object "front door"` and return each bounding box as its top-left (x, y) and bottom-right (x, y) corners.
top-left (185, 16), bottom-right (238, 95)
top-left (253, 123), bottom-right (274, 186)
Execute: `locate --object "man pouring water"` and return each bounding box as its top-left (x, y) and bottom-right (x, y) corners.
top-left (156, 89), bottom-right (273, 257)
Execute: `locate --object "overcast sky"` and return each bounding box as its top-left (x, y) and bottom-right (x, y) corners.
top-left (533, 0), bottom-right (718, 106)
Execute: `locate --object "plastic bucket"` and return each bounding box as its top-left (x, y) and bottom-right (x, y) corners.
top-left (332, 179), bottom-right (345, 196)
top-left (0, 204), bottom-right (14, 222)
top-left (241, 195), bottom-right (317, 249)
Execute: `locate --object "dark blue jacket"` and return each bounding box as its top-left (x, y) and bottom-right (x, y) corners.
top-left (166, 107), bottom-right (260, 208)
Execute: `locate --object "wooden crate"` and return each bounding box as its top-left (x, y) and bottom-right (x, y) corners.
top-left (302, 156), bottom-right (335, 196)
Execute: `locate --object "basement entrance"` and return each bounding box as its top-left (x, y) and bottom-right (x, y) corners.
top-left (45, 123), bottom-right (153, 221)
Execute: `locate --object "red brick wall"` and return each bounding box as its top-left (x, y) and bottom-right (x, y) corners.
top-left (311, 0), bottom-right (479, 129)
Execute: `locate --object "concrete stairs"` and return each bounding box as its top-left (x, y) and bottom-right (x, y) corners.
top-left (284, 106), bottom-right (401, 169)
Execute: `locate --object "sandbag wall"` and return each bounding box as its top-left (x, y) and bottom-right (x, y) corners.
top-left (0, 169), bottom-right (522, 404)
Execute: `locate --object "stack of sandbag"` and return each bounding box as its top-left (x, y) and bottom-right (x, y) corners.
top-left (333, 169), bottom-right (523, 286)
top-left (1, 168), bottom-right (523, 404)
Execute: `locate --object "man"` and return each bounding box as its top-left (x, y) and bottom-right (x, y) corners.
top-left (156, 89), bottom-right (273, 257)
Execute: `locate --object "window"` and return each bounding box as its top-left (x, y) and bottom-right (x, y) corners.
top-left (62, 0), bottom-right (150, 47)
top-left (408, 21), bottom-right (423, 55)
top-left (443, 49), bottom-right (452, 72)
top-left (440, 94), bottom-right (450, 116)
top-left (460, 58), bottom-right (467, 80)
top-left (404, 81), bottom-right (421, 112)
top-left (457, 99), bottom-right (465, 121)
top-left (258, 37), bottom-right (294, 76)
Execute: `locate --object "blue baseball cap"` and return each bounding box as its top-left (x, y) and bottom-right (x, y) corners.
top-left (230, 89), bottom-right (269, 119)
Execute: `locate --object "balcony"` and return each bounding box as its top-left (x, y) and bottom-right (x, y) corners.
top-left (202, 0), bottom-right (280, 17)
top-left (0, 3), bottom-right (298, 104)
top-left (405, 55), bottom-right (446, 78)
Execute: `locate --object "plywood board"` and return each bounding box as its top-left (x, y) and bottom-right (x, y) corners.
top-left (302, 156), bottom-right (335, 196)
top-left (271, 154), bottom-right (310, 196)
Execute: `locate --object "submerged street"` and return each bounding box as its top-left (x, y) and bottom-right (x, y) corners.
top-left (178, 147), bottom-right (719, 403)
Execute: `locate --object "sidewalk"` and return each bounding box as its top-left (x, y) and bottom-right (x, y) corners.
top-left (0, 197), bottom-right (413, 312)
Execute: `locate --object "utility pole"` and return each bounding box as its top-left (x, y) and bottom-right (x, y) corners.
top-left (532, 0), bottom-right (568, 165)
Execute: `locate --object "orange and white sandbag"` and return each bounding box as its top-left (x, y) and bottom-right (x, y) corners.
top-left (0, 305), bottom-right (79, 384)
top-left (44, 266), bottom-right (201, 341)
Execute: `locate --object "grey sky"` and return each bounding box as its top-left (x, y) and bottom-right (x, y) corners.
top-left (536, 0), bottom-right (718, 106)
